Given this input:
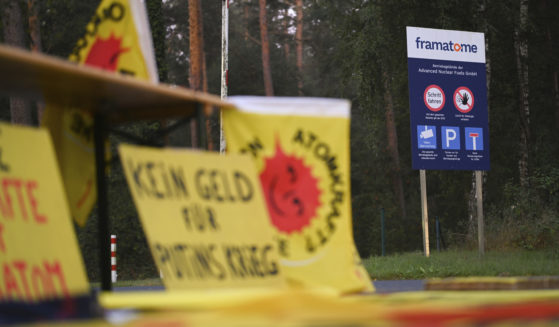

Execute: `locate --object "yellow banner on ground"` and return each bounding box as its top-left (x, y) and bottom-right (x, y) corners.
top-left (223, 97), bottom-right (373, 294)
top-left (41, 0), bottom-right (158, 226)
top-left (119, 144), bottom-right (285, 290)
top-left (0, 123), bottom-right (89, 302)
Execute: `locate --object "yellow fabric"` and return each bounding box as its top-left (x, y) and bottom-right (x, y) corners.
top-left (0, 123), bottom-right (89, 302)
top-left (101, 289), bottom-right (559, 326)
top-left (118, 145), bottom-right (285, 290)
top-left (41, 0), bottom-right (156, 226)
top-left (99, 287), bottom-right (339, 311)
top-left (222, 97), bottom-right (373, 294)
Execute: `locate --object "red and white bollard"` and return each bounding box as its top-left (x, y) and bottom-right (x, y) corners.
top-left (111, 235), bottom-right (117, 283)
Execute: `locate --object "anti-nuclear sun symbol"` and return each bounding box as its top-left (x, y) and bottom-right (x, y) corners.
top-left (259, 140), bottom-right (321, 234)
top-left (85, 33), bottom-right (129, 71)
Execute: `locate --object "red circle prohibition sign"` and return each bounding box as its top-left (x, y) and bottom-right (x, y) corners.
top-left (423, 84), bottom-right (445, 112)
top-left (453, 86), bottom-right (474, 113)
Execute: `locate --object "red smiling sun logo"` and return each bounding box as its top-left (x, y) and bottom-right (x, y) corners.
top-left (85, 33), bottom-right (129, 71)
top-left (260, 141), bottom-right (321, 234)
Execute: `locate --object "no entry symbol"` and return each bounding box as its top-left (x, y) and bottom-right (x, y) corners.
top-left (453, 86), bottom-right (474, 113)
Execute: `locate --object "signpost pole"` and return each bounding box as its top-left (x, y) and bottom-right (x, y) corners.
top-left (420, 169), bottom-right (430, 257)
top-left (220, 0), bottom-right (229, 154)
top-left (476, 170), bottom-right (485, 256)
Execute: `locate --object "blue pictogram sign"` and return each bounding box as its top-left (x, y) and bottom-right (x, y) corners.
top-left (465, 127), bottom-right (483, 151)
top-left (442, 126), bottom-right (460, 150)
top-left (417, 125), bottom-right (437, 149)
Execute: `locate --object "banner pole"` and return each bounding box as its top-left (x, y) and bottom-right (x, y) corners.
top-left (420, 169), bottom-right (430, 257)
top-left (476, 170), bottom-right (485, 256)
top-left (219, 0), bottom-right (229, 154)
top-left (94, 113), bottom-right (111, 291)
top-left (111, 235), bottom-right (117, 283)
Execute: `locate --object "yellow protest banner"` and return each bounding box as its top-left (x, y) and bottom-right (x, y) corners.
top-left (119, 144), bottom-right (285, 290)
top-left (0, 123), bottom-right (89, 302)
top-left (223, 97), bottom-right (373, 294)
top-left (41, 0), bottom-right (158, 226)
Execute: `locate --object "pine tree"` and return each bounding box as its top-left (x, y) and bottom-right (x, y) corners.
top-left (258, 0), bottom-right (274, 96)
top-left (2, 0), bottom-right (33, 125)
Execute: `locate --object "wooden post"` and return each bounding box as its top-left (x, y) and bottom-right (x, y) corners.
top-left (476, 170), bottom-right (485, 256)
top-left (420, 169), bottom-right (430, 257)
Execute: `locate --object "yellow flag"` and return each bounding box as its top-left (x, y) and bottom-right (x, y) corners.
top-left (223, 97), bottom-right (373, 294)
top-left (0, 123), bottom-right (89, 302)
top-left (41, 0), bottom-right (158, 226)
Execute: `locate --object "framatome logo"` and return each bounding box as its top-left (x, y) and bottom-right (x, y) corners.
top-left (415, 36), bottom-right (478, 54)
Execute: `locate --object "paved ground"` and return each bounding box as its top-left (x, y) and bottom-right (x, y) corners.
top-left (112, 285), bottom-right (164, 292)
top-left (372, 280), bottom-right (425, 293)
top-left (109, 280), bottom-right (425, 293)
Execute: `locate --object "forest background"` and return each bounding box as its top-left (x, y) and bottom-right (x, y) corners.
top-left (0, 0), bottom-right (558, 280)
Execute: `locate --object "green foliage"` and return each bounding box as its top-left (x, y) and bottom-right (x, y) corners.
top-left (161, 0), bottom-right (188, 86)
top-left (483, 168), bottom-right (559, 251)
top-left (39, 0), bottom-right (100, 58)
top-left (323, 0), bottom-right (559, 256)
top-left (90, 278), bottom-right (162, 288)
top-left (77, 122), bottom-right (162, 282)
top-left (228, 2), bottom-right (267, 96)
top-left (146, 0), bottom-right (168, 82)
top-left (364, 249), bottom-right (559, 280)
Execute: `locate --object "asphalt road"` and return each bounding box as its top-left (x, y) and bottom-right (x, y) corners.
top-left (372, 280), bottom-right (424, 293)
top-left (109, 280), bottom-right (425, 294)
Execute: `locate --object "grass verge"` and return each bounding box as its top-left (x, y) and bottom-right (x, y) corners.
top-left (92, 250), bottom-right (559, 286)
top-left (90, 278), bottom-right (163, 289)
top-left (363, 249), bottom-right (559, 280)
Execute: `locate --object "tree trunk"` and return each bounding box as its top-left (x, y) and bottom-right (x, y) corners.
top-left (514, 0), bottom-right (530, 187)
top-left (295, 0), bottom-right (304, 95)
top-left (188, 0), bottom-right (204, 148)
top-left (283, 8), bottom-right (290, 62)
top-left (243, 2), bottom-right (250, 41)
top-left (146, 0), bottom-right (170, 144)
top-left (27, 0), bottom-right (41, 52)
top-left (383, 72), bottom-right (407, 221)
top-left (2, 0), bottom-right (33, 125)
top-left (188, 0), bottom-right (203, 92)
top-left (468, 0), bottom-right (491, 237)
top-left (27, 0), bottom-right (45, 123)
top-left (202, 47), bottom-right (215, 151)
top-left (552, 39), bottom-right (559, 131)
top-left (542, 0), bottom-right (559, 131)
top-left (552, 49), bottom-right (559, 131)
top-left (196, 2), bottom-right (211, 150)
top-left (259, 0), bottom-right (274, 96)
